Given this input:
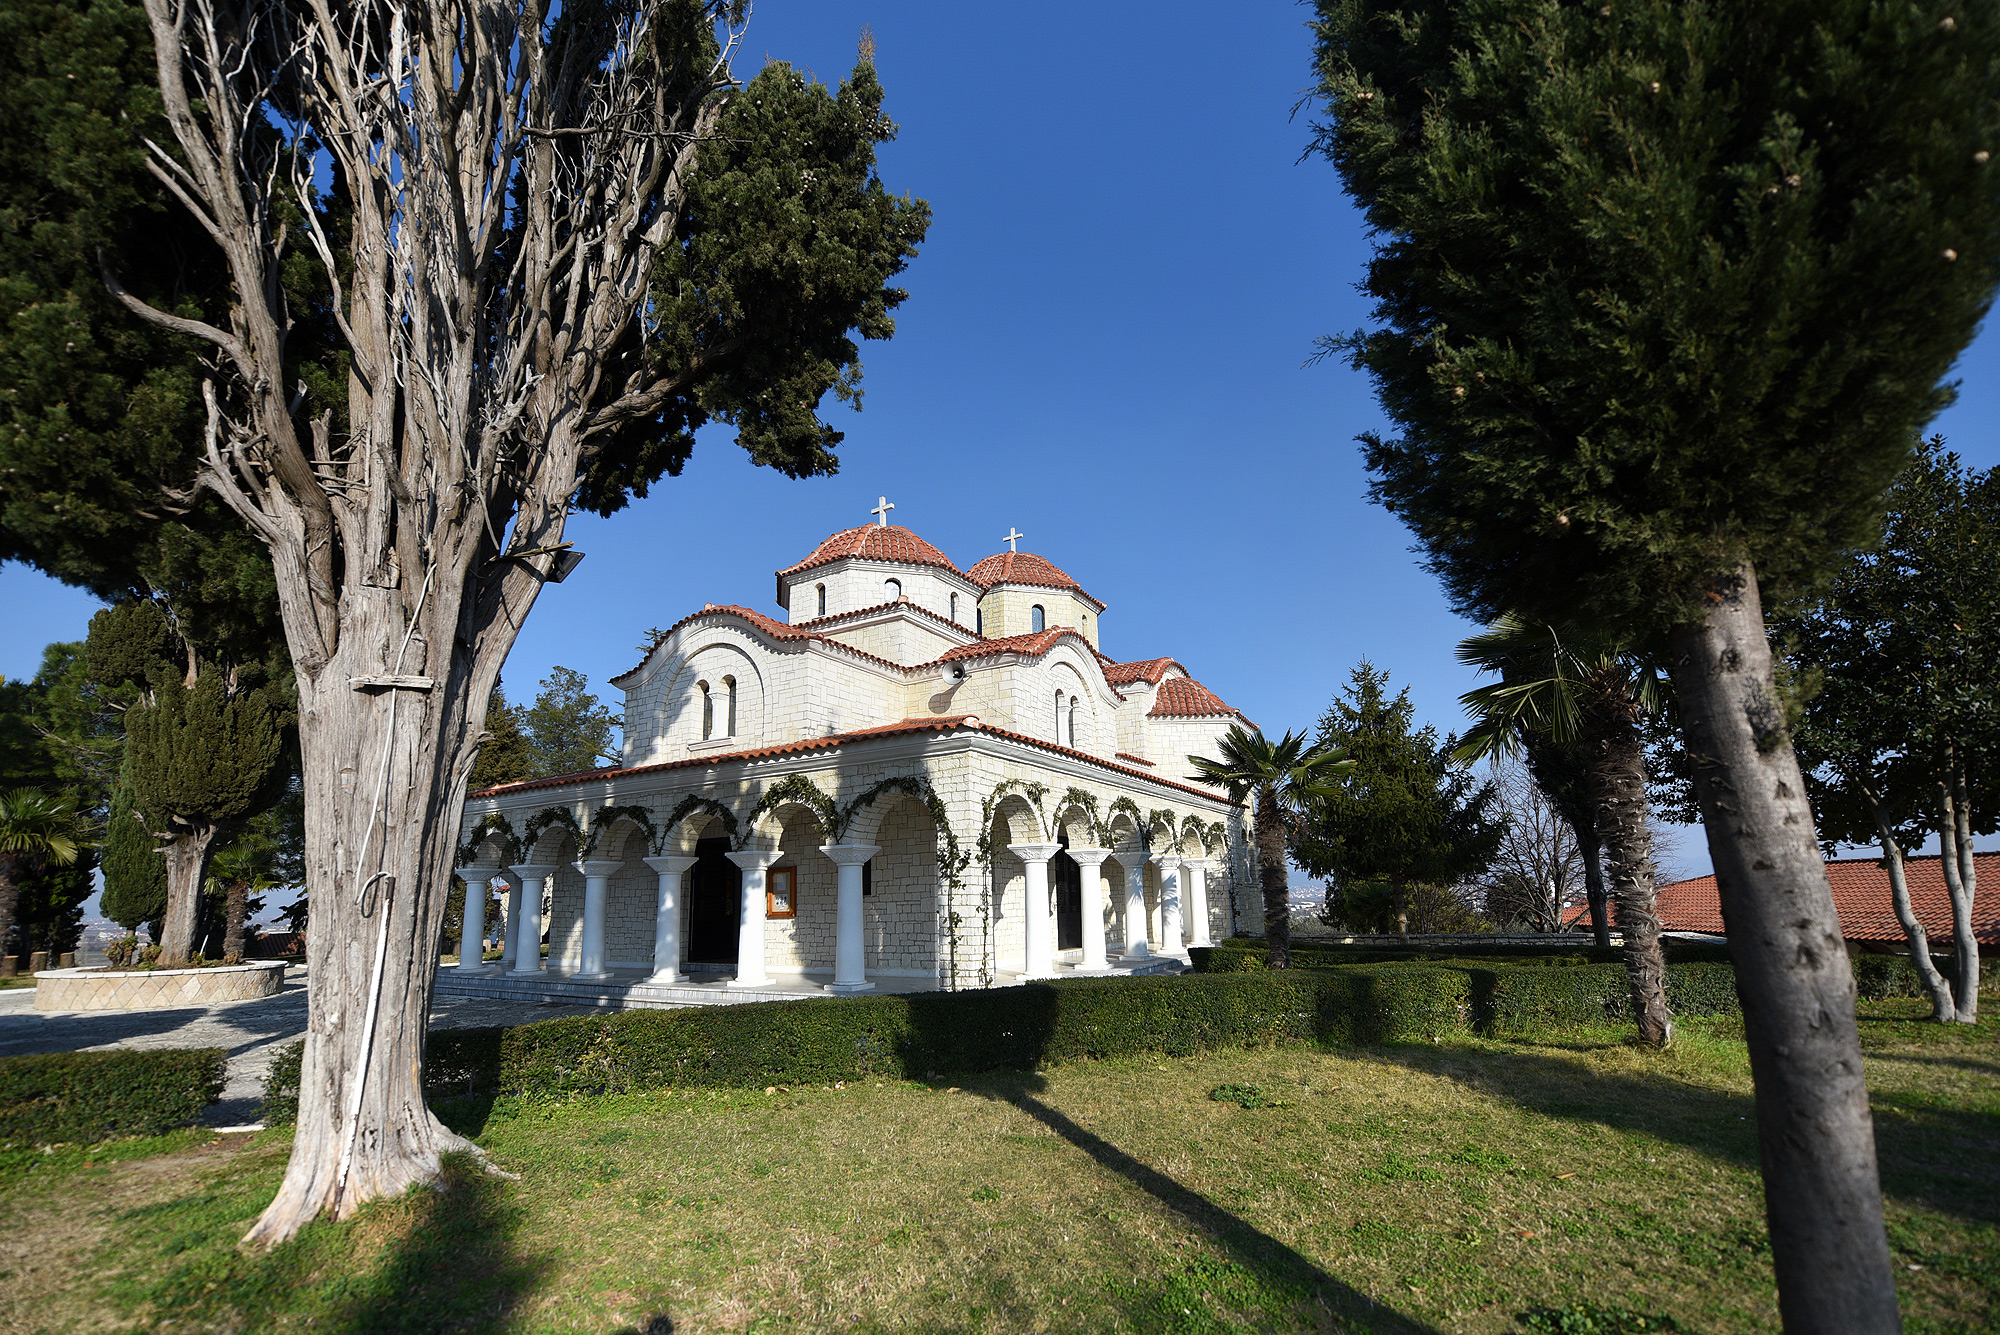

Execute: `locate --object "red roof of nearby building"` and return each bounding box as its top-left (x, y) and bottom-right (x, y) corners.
top-left (467, 714), bottom-right (1240, 806)
top-left (608, 603), bottom-right (904, 686)
top-left (1573, 853), bottom-right (2000, 946)
top-left (1147, 675), bottom-right (1238, 720)
top-left (777, 525), bottom-right (966, 580)
top-left (965, 549), bottom-right (1089, 595)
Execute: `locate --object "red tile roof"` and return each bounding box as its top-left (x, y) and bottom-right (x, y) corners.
top-left (1103, 657), bottom-right (1181, 687)
top-left (1115, 751), bottom-right (1156, 768)
top-left (1147, 675), bottom-right (1239, 720)
top-left (1580, 853), bottom-right (2000, 946)
top-left (467, 715), bottom-right (1241, 807)
top-left (608, 603), bottom-right (904, 686)
top-left (930, 627), bottom-right (1097, 664)
top-left (777, 525), bottom-right (965, 581)
top-left (965, 550), bottom-right (1093, 600)
top-left (793, 597), bottom-right (978, 639)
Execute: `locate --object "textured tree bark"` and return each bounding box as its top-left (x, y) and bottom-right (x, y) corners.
top-left (1938, 765), bottom-right (1981, 1023)
top-left (1581, 840), bottom-right (1611, 947)
top-left (1668, 559), bottom-right (1899, 1335)
top-left (1584, 690), bottom-right (1672, 1045)
top-left (1257, 790), bottom-right (1290, 968)
top-left (1864, 790), bottom-right (1954, 1022)
top-left (0, 857), bottom-right (20, 969)
top-left (158, 825), bottom-right (220, 966)
top-left (1393, 880), bottom-right (1409, 942)
top-left (222, 877), bottom-right (250, 963)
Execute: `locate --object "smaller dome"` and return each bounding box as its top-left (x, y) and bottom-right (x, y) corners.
top-left (966, 550), bottom-right (1083, 593)
top-left (778, 524), bottom-right (965, 579)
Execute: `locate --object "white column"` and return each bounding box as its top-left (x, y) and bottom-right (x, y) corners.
top-left (1186, 858), bottom-right (1214, 948)
top-left (574, 858), bottom-right (622, 979)
top-left (497, 877), bottom-right (520, 968)
top-left (820, 843), bottom-right (880, 995)
top-left (1154, 854), bottom-right (1186, 958)
top-left (1067, 848), bottom-right (1113, 973)
top-left (1120, 858), bottom-right (1149, 960)
top-left (506, 864), bottom-right (558, 975)
top-left (641, 854), bottom-right (697, 984)
top-left (1009, 842), bottom-right (1062, 979)
top-left (725, 849), bottom-right (783, 988)
top-left (454, 867), bottom-right (498, 973)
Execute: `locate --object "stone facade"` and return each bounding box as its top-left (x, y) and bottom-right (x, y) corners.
top-left (35, 960), bottom-right (286, 1011)
top-left (463, 517), bottom-right (1259, 994)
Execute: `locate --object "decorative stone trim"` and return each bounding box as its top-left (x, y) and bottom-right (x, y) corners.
top-left (34, 960), bottom-right (286, 1012)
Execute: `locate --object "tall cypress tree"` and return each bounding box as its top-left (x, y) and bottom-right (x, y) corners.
top-left (1310, 1), bottom-right (2000, 1325)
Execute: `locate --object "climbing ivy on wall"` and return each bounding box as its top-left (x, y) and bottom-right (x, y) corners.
top-left (654, 794), bottom-right (740, 854)
top-left (741, 774), bottom-right (839, 847)
top-left (456, 812), bottom-right (521, 868)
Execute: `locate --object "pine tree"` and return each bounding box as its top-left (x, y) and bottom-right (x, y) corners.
top-left (1295, 662), bottom-right (1504, 940)
top-left (468, 678), bottom-right (533, 790)
top-left (1309, 1), bottom-right (2000, 1324)
top-left (521, 668), bottom-right (620, 777)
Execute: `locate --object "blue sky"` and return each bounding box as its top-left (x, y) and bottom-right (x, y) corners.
top-left (5, 0), bottom-right (1998, 885)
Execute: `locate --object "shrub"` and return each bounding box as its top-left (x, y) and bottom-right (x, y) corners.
top-left (1851, 951), bottom-right (1996, 1000)
top-left (0, 1048), bottom-right (225, 1146)
top-left (266, 968), bottom-right (1472, 1119)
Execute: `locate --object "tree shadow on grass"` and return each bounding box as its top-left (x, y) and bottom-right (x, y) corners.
top-left (957, 1069), bottom-right (1440, 1335)
top-left (1360, 1041), bottom-right (2000, 1227)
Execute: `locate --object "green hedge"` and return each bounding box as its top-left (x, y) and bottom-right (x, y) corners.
top-left (0, 1048), bottom-right (225, 1146)
top-left (1851, 951), bottom-right (1996, 998)
top-left (1200, 938), bottom-right (1735, 968)
top-left (266, 967), bottom-right (1473, 1119)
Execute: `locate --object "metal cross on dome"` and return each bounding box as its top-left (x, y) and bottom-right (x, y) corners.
top-left (1003, 527), bottom-right (1024, 553)
top-left (871, 496), bottom-right (895, 527)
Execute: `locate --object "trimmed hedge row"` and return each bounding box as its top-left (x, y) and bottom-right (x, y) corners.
top-left (0, 1048), bottom-right (225, 1146)
top-left (1201, 938), bottom-right (1735, 968)
top-left (267, 967), bottom-right (1474, 1118)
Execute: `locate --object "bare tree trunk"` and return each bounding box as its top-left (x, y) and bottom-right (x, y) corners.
top-left (1582, 839), bottom-right (1611, 947)
top-left (1862, 786), bottom-right (1954, 1021)
top-left (1939, 761), bottom-right (1981, 1023)
top-left (158, 825), bottom-right (221, 966)
top-left (1258, 791), bottom-right (1291, 968)
top-left (1393, 879), bottom-right (1409, 942)
top-left (0, 857), bottom-right (20, 971)
top-left (1668, 559), bottom-right (1898, 1335)
top-left (1585, 692), bottom-right (1672, 1045)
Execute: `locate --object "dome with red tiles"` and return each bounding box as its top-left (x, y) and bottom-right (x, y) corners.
top-left (966, 550), bottom-right (1085, 594)
top-left (777, 524), bottom-right (965, 579)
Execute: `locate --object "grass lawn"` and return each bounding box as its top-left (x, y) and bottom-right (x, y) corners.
top-left (0, 1001), bottom-right (1992, 1334)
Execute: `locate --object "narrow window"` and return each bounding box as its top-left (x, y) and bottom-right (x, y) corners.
top-left (950, 592), bottom-right (958, 623)
top-left (1031, 604), bottom-right (1045, 632)
top-left (816, 583), bottom-right (826, 617)
top-left (1067, 697), bottom-right (1077, 747)
top-left (885, 577), bottom-right (902, 602)
top-left (862, 858), bottom-right (874, 897)
top-left (722, 675), bottom-right (737, 737)
top-left (976, 607), bottom-right (983, 635)
top-left (1055, 690), bottom-right (1064, 741)
top-left (698, 681), bottom-right (713, 740)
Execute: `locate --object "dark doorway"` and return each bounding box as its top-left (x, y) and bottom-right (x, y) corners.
top-left (687, 837), bottom-right (741, 964)
top-left (1052, 833), bottom-right (1083, 951)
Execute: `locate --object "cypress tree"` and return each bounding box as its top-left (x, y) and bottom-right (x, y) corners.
top-left (1310, 1), bottom-right (2000, 1325)
top-left (100, 776), bottom-right (167, 936)
top-left (468, 679), bottom-right (534, 790)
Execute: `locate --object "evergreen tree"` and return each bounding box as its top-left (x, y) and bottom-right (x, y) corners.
top-left (1309, 1), bottom-right (2000, 1322)
top-left (521, 668), bottom-right (620, 777)
top-left (87, 599), bottom-right (291, 965)
top-left (468, 678), bottom-right (534, 790)
top-left (0, 789), bottom-right (82, 968)
top-left (1295, 662), bottom-right (1505, 941)
top-left (100, 776), bottom-right (167, 936)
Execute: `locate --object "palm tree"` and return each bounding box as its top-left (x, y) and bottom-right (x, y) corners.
top-left (0, 789), bottom-right (83, 971)
top-left (1455, 615), bottom-right (1674, 1046)
top-left (1190, 725), bottom-right (1352, 968)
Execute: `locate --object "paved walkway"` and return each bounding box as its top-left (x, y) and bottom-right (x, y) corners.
top-left (0, 969), bottom-right (615, 1125)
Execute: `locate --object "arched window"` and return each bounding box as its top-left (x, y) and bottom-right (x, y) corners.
top-left (885, 577), bottom-right (902, 602)
top-left (975, 607), bottom-right (983, 635)
top-left (1031, 604), bottom-right (1045, 632)
top-left (950, 592), bottom-right (958, 623)
top-left (721, 675), bottom-right (737, 737)
top-left (816, 583), bottom-right (826, 617)
top-left (698, 681), bottom-right (713, 740)
top-left (1055, 690), bottom-right (1064, 741)
top-left (1067, 696), bottom-right (1077, 747)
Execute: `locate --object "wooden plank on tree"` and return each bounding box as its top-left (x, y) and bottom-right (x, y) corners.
top-left (349, 675), bottom-right (436, 692)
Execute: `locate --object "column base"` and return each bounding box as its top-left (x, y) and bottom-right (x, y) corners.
top-left (824, 979), bottom-right (876, 995)
top-left (726, 975), bottom-right (772, 990)
top-left (572, 969), bottom-right (614, 981)
top-left (453, 962), bottom-right (495, 976)
top-left (508, 965), bottom-right (546, 977)
top-left (645, 970), bottom-right (684, 987)
top-left (1119, 948), bottom-right (1151, 963)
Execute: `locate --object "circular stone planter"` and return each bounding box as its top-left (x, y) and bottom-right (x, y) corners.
top-left (34, 959), bottom-right (287, 1012)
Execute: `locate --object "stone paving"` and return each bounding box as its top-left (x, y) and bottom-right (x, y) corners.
top-left (0, 969), bottom-right (618, 1126)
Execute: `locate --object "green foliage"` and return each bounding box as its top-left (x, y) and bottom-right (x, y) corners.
top-left (1310, 0), bottom-right (2000, 635)
top-left (99, 780), bottom-right (165, 932)
top-left (519, 668), bottom-right (619, 777)
top-left (1517, 1304), bottom-right (1679, 1334)
top-left (1209, 1083), bottom-right (1283, 1109)
top-left (264, 969), bottom-right (1479, 1117)
top-left (1324, 877), bottom-right (1493, 935)
top-left (0, 1047), bottom-right (223, 1145)
top-left (467, 679), bottom-right (535, 791)
top-left (123, 667), bottom-right (287, 828)
top-left (1297, 662), bottom-right (1504, 903)
top-left (1851, 951), bottom-right (1994, 1000)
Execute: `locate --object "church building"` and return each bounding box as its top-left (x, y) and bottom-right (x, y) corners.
top-left (451, 502), bottom-right (1258, 1001)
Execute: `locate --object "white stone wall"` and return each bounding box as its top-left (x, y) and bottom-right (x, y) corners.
top-left (867, 798), bottom-right (940, 974)
top-left (782, 559), bottom-right (981, 628)
top-left (976, 586), bottom-right (1101, 648)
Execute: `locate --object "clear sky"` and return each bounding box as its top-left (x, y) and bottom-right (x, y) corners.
top-left (5, 0), bottom-right (1998, 887)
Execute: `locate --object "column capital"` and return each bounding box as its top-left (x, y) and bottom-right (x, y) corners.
top-left (1064, 846), bottom-right (1113, 868)
top-left (574, 858), bottom-right (624, 878)
top-left (508, 862), bottom-right (561, 880)
top-left (819, 843), bottom-right (880, 867)
top-left (453, 865), bottom-right (501, 884)
top-left (1006, 841), bottom-right (1063, 864)
top-left (642, 853), bottom-right (699, 876)
top-left (1150, 853), bottom-right (1184, 871)
top-left (725, 848), bottom-right (786, 872)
